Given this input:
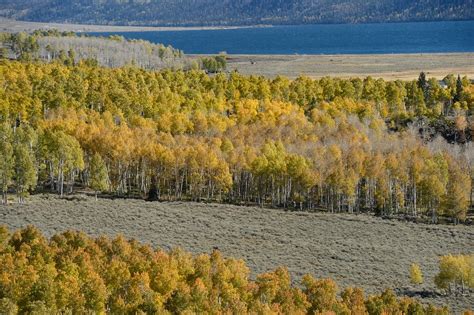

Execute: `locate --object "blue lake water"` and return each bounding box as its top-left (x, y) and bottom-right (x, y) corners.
top-left (90, 20), bottom-right (474, 55)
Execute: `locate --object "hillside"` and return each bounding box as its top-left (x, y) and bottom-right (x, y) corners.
top-left (0, 0), bottom-right (473, 26)
top-left (1, 195), bottom-right (473, 312)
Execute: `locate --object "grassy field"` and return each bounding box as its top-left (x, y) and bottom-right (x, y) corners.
top-left (1, 194), bottom-right (472, 312)
top-left (224, 53), bottom-right (474, 80)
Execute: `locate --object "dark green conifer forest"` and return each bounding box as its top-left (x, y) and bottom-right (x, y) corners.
top-left (1, 0), bottom-right (472, 26)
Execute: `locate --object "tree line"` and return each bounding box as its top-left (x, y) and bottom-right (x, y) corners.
top-left (0, 31), bottom-right (229, 72)
top-left (0, 60), bottom-right (474, 222)
top-left (0, 225), bottom-right (462, 314)
top-left (0, 31), bottom-right (187, 69)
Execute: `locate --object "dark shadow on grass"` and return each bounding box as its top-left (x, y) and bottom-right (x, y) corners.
top-left (396, 288), bottom-right (443, 299)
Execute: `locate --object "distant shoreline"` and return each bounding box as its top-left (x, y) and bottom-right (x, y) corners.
top-left (0, 18), bottom-right (269, 33)
top-left (2, 18), bottom-right (473, 34)
top-left (2, 18), bottom-right (472, 80)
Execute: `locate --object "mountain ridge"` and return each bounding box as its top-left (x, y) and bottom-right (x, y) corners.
top-left (1, 0), bottom-right (473, 27)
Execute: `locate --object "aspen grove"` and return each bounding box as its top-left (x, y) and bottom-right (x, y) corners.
top-left (1, 60), bottom-right (474, 222)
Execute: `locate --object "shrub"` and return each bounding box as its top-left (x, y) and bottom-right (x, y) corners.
top-left (410, 263), bottom-right (424, 285)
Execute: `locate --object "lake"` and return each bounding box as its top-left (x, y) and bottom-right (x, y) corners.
top-left (90, 20), bottom-right (474, 55)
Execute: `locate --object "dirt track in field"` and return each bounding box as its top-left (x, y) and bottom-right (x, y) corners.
top-left (1, 194), bottom-right (473, 312)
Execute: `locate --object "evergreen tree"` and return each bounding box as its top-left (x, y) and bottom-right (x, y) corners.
top-left (417, 72), bottom-right (428, 101)
top-left (454, 75), bottom-right (464, 103)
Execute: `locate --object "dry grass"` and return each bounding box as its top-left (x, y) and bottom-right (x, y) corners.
top-left (1, 194), bottom-right (473, 312)
top-left (224, 53), bottom-right (474, 80)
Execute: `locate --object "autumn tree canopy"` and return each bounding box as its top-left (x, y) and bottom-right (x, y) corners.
top-left (0, 59), bottom-right (473, 222)
top-left (0, 225), bottom-right (452, 314)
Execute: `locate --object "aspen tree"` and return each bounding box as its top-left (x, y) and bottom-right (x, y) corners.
top-left (410, 263), bottom-right (424, 285)
top-left (13, 125), bottom-right (37, 203)
top-left (0, 123), bottom-right (13, 204)
top-left (89, 153), bottom-right (109, 200)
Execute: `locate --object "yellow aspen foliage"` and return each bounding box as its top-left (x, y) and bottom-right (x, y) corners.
top-left (0, 60), bottom-right (473, 217)
top-left (0, 226), bottom-right (452, 314)
top-left (409, 263), bottom-right (424, 285)
top-left (435, 254), bottom-right (474, 294)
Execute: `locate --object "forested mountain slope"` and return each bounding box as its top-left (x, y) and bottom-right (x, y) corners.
top-left (1, 0), bottom-right (472, 26)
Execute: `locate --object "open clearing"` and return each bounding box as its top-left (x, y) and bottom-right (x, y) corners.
top-left (224, 53), bottom-right (474, 80)
top-left (0, 194), bottom-right (473, 312)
